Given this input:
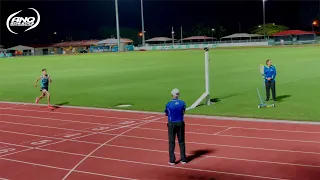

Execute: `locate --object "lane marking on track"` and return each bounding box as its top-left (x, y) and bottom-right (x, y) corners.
top-left (4, 126), bottom-right (320, 156)
top-left (3, 127), bottom-right (320, 156)
top-left (0, 121), bottom-right (149, 159)
top-left (0, 157), bottom-right (136, 180)
top-left (2, 100), bottom-right (320, 125)
top-left (61, 117), bottom-right (164, 180)
top-left (4, 111), bottom-right (320, 135)
top-left (0, 107), bottom-right (146, 121)
top-left (0, 114), bottom-right (147, 128)
top-left (19, 148), bottom-right (288, 180)
top-left (213, 127), bottom-right (233, 135)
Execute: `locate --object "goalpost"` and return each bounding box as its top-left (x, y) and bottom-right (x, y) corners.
top-left (186, 47), bottom-right (213, 111)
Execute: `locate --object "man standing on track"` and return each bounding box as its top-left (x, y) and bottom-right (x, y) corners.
top-left (165, 88), bottom-right (187, 165)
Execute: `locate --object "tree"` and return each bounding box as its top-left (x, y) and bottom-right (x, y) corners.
top-left (250, 23), bottom-right (289, 36)
top-left (192, 23), bottom-right (211, 36)
top-left (213, 26), bottom-right (228, 39)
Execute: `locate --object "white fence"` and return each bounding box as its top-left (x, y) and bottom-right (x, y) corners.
top-left (134, 42), bottom-right (268, 51)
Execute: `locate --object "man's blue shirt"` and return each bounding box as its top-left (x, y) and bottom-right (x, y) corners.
top-left (164, 99), bottom-right (186, 122)
top-left (264, 65), bottom-right (277, 82)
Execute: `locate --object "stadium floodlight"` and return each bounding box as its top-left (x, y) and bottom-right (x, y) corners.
top-left (115, 0), bottom-right (121, 51)
top-left (186, 47), bottom-right (212, 111)
top-left (262, 0), bottom-right (266, 40)
top-left (312, 20), bottom-right (318, 26)
top-left (140, 0), bottom-right (145, 47)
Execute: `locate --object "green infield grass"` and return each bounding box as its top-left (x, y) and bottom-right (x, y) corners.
top-left (0, 46), bottom-right (319, 121)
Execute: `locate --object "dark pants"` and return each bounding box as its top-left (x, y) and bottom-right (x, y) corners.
top-left (265, 81), bottom-right (276, 101)
top-left (168, 121), bottom-right (186, 163)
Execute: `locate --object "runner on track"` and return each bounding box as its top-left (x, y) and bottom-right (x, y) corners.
top-left (34, 69), bottom-right (52, 108)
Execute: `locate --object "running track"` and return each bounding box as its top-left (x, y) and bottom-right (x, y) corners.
top-left (1, 102), bottom-right (320, 180)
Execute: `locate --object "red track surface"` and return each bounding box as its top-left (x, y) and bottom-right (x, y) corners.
top-left (1, 103), bottom-right (320, 180)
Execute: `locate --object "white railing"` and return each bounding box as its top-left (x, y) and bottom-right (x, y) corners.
top-left (144, 39), bottom-right (267, 46)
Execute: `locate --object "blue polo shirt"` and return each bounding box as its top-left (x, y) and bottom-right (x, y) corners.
top-left (164, 99), bottom-right (186, 122)
top-left (264, 65), bottom-right (277, 82)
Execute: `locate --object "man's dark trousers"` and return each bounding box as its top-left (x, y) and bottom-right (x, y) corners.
top-left (265, 80), bottom-right (276, 101)
top-left (168, 121), bottom-right (186, 163)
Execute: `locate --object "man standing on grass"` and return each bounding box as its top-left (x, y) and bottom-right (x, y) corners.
top-left (165, 88), bottom-right (187, 165)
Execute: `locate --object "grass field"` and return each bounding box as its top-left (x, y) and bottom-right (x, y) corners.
top-left (1, 46), bottom-right (320, 121)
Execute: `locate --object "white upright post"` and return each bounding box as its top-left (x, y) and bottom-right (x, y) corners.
top-left (204, 48), bottom-right (211, 105)
top-left (186, 47), bottom-right (212, 110)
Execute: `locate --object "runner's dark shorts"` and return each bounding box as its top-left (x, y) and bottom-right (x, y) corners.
top-left (40, 87), bottom-right (49, 92)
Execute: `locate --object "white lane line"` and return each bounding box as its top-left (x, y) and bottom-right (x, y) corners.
top-left (0, 120), bottom-right (94, 133)
top-left (105, 134), bottom-right (320, 155)
top-left (4, 119), bottom-right (320, 146)
top-left (3, 127), bottom-right (320, 156)
top-left (4, 132), bottom-right (320, 168)
top-left (3, 113), bottom-right (320, 145)
top-left (0, 157), bottom-right (136, 180)
top-left (0, 142), bottom-right (34, 149)
top-left (190, 156), bottom-right (208, 165)
top-left (3, 140), bottom-right (320, 172)
top-left (0, 107), bottom-right (146, 121)
top-left (61, 117), bottom-right (164, 180)
top-left (151, 121), bottom-right (320, 134)
top-left (2, 100), bottom-right (320, 125)
top-left (1, 114), bottom-right (148, 128)
top-left (4, 110), bottom-right (320, 135)
top-left (0, 121), bottom-right (147, 159)
top-left (213, 127), bottom-right (233, 135)
top-left (0, 149), bottom-right (32, 158)
top-left (1, 149), bottom-right (288, 180)
top-left (31, 121), bottom-right (148, 150)
top-left (118, 127), bottom-right (320, 144)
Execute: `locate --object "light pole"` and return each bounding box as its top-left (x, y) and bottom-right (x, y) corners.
top-left (211, 28), bottom-right (215, 43)
top-left (312, 21), bottom-right (318, 32)
top-left (172, 31), bottom-right (175, 45)
top-left (115, 0), bottom-right (121, 51)
top-left (262, 0), bottom-right (266, 40)
top-left (139, 32), bottom-right (144, 45)
top-left (140, 0), bottom-right (145, 47)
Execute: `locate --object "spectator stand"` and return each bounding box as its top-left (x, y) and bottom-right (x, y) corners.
top-left (271, 30), bottom-right (316, 45)
top-left (93, 38), bottom-right (134, 52)
top-left (145, 37), bottom-right (175, 46)
top-left (220, 33), bottom-right (264, 43)
top-left (181, 36), bottom-right (216, 44)
top-left (51, 40), bottom-right (99, 54)
top-left (6, 45), bottom-right (35, 56)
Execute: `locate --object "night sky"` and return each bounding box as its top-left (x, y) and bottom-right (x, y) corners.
top-left (0, 0), bottom-right (319, 47)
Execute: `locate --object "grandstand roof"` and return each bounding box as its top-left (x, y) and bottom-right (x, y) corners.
top-left (96, 38), bottom-right (133, 45)
top-left (145, 37), bottom-right (174, 42)
top-left (51, 40), bottom-right (99, 47)
top-left (182, 36), bottom-right (215, 40)
top-left (272, 30), bottom-right (315, 36)
top-left (221, 33), bottom-right (263, 39)
top-left (7, 45), bottom-right (34, 51)
top-left (28, 44), bottom-right (53, 48)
